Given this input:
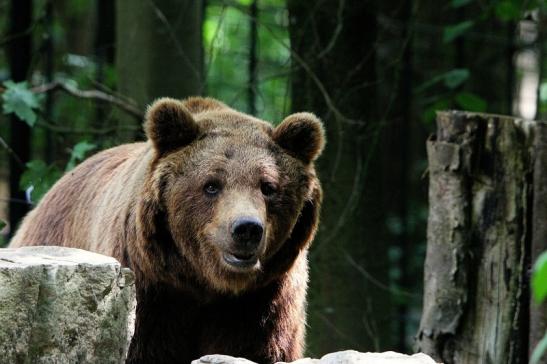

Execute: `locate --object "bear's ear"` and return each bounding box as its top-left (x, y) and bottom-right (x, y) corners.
top-left (144, 98), bottom-right (199, 155)
top-left (273, 112), bottom-right (325, 164)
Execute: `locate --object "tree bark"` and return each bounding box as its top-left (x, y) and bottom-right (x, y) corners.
top-left (417, 111), bottom-right (546, 364)
top-left (288, 0), bottom-right (393, 354)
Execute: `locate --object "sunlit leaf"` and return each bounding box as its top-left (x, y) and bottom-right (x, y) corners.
top-left (1, 81), bottom-right (40, 127)
top-left (415, 69), bottom-right (469, 94)
top-left (455, 92), bottom-right (487, 112)
top-left (539, 83), bottom-right (547, 103)
top-left (444, 69), bottom-right (470, 89)
top-left (531, 331), bottom-right (547, 364)
top-left (532, 251), bottom-right (547, 304)
top-left (443, 21), bottom-right (474, 43)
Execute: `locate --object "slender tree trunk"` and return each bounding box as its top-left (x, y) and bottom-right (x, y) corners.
top-left (44, 0), bottom-right (54, 164)
top-left (7, 0), bottom-right (32, 236)
top-left (417, 111), bottom-right (546, 364)
top-left (116, 0), bottom-right (204, 140)
top-left (94, 0), bottom-right (115, 131)
top-left (247, 0), bottom-right (258, 116)
top-left (288, 0), bottom-right (393, 354)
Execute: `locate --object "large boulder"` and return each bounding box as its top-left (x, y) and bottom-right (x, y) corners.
top-left (0, 246), bottom-right (135, 364)
top-left (192, 350), bottom-right (440, 364)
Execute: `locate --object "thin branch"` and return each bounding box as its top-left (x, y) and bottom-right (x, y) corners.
top-left (35, 120), bottom-right (141, 135)
top-left (29, 82), bottom-right (144, 120)
top-left (345, 253), bottom-right (418, 298)
top-left (317, 0), bottom-right (345, 59)
top-left (0, 135), bottom-right (25, 169)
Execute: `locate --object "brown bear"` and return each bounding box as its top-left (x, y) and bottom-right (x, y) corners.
top-left (10, 97), bottom-right (324, 364)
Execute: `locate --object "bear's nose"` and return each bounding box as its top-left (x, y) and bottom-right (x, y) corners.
top-left (231, 217), bottom-right (264, 251)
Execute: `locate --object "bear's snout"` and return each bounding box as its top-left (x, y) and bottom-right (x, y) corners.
top-left (230, 216), bottom-right (264, 252)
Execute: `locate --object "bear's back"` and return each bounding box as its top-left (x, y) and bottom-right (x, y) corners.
top-left (10, 142), bottom-right (150, 260)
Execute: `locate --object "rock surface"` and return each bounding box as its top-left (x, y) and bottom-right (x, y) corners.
top-left (0, 246), bottom-right (135, 364)
top-left (192, 350), bottom-right (440, 364)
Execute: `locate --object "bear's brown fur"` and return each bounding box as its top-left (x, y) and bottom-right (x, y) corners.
top-left (10, 97), bottom-right (324, 364)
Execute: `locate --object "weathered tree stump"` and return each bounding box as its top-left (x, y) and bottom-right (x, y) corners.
top-left (0, 246), bottom-right (135, 363)
top-left (417, 111), bottom-right (547, 364)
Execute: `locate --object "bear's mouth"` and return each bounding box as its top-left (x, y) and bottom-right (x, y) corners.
top-left (222, 252), bottom-right (259, 269)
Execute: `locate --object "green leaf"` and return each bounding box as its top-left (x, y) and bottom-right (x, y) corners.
top-left (1, 81), bottom-right (40, 127)
top-left (423, 98), bottom-right (451, 124)
top-left (65, 141), bottom-right (96, 171)
top-left (20, 160), bottom-right (62, 204)
top-left (532, 251), bottom-right (547, 304)
top-left (531, 331), bottom-right (547, 364)
top-left (455, 92), bottom-right (487, 112)
top-left (451, 0), bottom-right (472, 7)
top-left (444, 69), bottom-right (470, 89)
top-left (495, 1), bottom-right (521, 21)
top-left (415, 69), bottom-right (469, 94)
top-left (539, 82), bottom-right (547, 103)
top-left (443, 20), bottom-right (474, 43)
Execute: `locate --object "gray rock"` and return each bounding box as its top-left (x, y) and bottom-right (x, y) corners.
top-left (193, 351), bottom-right (439, 364)
top-left (319, 350), bottom-right (439, 363)
top-left (0, 246), bottom-right (136, 364)
top-left (192, 354), bottom-right (258, 364)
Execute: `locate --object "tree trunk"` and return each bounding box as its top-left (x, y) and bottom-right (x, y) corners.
top-left (7, 0), bottom-right (32, 236)
top-left (417, 111), bottom-right (546, 364)
top-left (116, 0), bottom-right (203, 139)
top-left (287, 0), bottom-right (393, 354)
top-left (94, 0), bottom-right (115, 131)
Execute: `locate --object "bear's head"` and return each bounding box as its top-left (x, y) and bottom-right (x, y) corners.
top-left (134, 97), bottom-right (324, 294)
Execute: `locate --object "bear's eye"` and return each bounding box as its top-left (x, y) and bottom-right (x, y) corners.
top-left (260, 182), bottom-right (277, 197)
top-left (204, 181), bottom-right (222, 196)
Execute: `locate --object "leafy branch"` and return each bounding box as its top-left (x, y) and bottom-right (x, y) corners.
top-left (0, 80), bottom-right (144, 125)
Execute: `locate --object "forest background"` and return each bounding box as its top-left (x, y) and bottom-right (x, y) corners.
top-left (0, 0), bottom-right (545, 358)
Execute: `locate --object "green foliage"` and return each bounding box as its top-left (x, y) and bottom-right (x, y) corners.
top-left (65, 141), bottom-right (96, 172)
top-left (455, 92), bottom-right (487, 112)
top-left (415, 68), bottom-right (469, 94)
top-left (494, 1), bottom-right (521, 21)
top-left (539, 83), bottom-right (547, 115)
top-left (443, 21), bottom-right (474, 43)
top-left (451, 0), bottom-right (472, 8)
top-left (531, 251), bottom-right (547, 364)
top-left (20, 141), bottom-right (96, 204)
top-left (416, 68), bottom-right (487, 123)
top-left (1, 81), bottom-right (41, 127)
top-left (423, 99), bottom-right (451, 124)
top-left (532, 251), bottom-right (547, 304)
top-left (443, 69), bottom-right (470, 89)
top-left (19, 160), bottom-right (62, 204)
top-left (531, 333), bottom-right (547, 364)
top-left (204, 0), bottom-right (290, 122)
